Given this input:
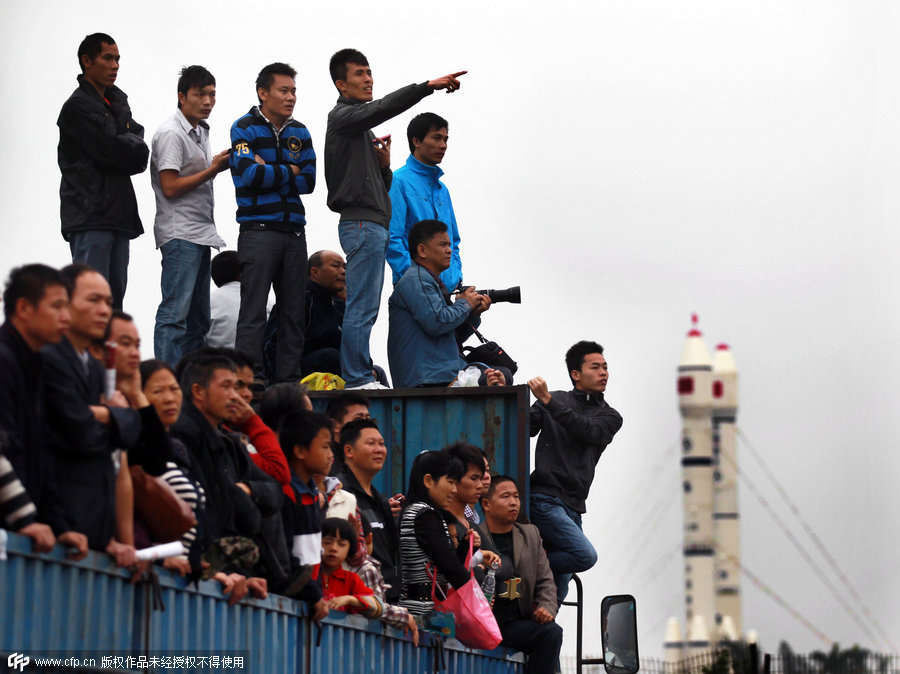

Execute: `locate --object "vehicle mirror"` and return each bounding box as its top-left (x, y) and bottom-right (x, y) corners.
top-left (601, 594), bottom-right (640, 674)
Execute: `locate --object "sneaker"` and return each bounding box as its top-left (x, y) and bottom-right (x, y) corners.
top-left (346, 381), bottom-right (390, 390)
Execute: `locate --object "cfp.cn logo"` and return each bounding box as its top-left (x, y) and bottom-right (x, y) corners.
top-left (7, 653), bottom-right (29, 672)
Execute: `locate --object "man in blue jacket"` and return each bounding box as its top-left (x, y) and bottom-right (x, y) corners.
top-left (387, 219), bottom-right (499, 388)
top-left (230, 62), bottom-right (315, 383)
top-left (387, 113), bottom-right (462, 292)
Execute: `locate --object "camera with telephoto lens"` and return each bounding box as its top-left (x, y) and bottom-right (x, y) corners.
top-left (474, 286), bottom-right (521, 304)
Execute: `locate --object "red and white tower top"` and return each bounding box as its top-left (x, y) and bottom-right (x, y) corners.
top-left (679, 314), bottom-right (712, 372)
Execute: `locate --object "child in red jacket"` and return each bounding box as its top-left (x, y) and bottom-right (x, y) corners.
top-left (313, 518), bottom-right (382, 618)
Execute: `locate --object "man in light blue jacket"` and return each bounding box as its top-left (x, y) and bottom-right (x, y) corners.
top-left (388, 220), bottom-right (497, 389)
top-left (387, 113), bottom-right (462, 292)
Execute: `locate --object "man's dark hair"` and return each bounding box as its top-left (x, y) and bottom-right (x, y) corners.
top-left (105, 309), bottom-right (134, 341)
top-left (217, 347), bottom-right (254, 371)
top-left (255, 62), bottom-right (296, 103)
top-left (77, 33), bottom-right (115, 72)
top-left (177, 65), bottom-right (215, 109)
top-left (325, 392), bottom-right (370, 422)
top-left (2, 264), bottom-right (69, 320)
top-left (60, 263), bottom-right (98, 289)
top-left (339, 418), bottom-right (380, 452)
top-left (407, 112), bottom-right (448, 154)
top-left (211, 251), bottom-right (240, 288)
top-left (278, 410), bottom-right (333, 462)
top-left (484, 474), bottom-right (518, 500)
top-left (260, 382), bottom-right (311, 430)
top-left (110, 309), bottom-right (133, 323)
top-left (175, 346), bottom-right (234, 383)
top-left (179, 354), bottom-right (236, 397)
top-left (443, 442), bottom-right (485, 474)
top-left (329, 48), bottom-right (368, 84)
top-left (321, 517), bottom-right (359, 559)
top-left (565, 340), bottom-right (605, 384)
top-left (408, 219), bottom-right (448, 259)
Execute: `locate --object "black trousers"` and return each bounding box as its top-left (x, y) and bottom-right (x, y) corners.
top-left (236, 229), bottom-right (307, 381)
top-left (500, 618), bottom-right (563, 674)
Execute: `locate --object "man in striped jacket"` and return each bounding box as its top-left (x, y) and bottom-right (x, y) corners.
top-left (230, 62), bottom-right (315, 383)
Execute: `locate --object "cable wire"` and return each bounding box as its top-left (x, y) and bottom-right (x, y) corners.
top-left (737, 428), bottom-right (897, 651)
top-left (720, 442), bottom-right (882, 649)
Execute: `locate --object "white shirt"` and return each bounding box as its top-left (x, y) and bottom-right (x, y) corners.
top-left (150, 109), bottom-right (225, 249)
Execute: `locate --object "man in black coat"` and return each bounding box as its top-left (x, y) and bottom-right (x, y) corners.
top-left (58, 33), bottom-right (149, 308)
top-left (0, 264), bottom-right (87, 558)
top-left (170, 353), bottom-right (287, 588)
top-left (42, 265), bottom-right (140, 562)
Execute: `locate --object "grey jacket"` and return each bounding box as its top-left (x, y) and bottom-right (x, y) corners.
top-left (484, 522), bottom-right (558, 619)
top-left (324, 83), bottom-right (431, 226)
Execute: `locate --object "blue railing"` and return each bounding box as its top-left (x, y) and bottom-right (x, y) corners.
top-left (1, 531), bottom-right (524, 673)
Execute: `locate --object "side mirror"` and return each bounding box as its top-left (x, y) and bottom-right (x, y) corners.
top-left (601, 594), bottom-right (640, 674)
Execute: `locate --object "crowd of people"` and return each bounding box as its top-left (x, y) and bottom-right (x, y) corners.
top-left (0, 32), bottom-right (628, 673)
top-left (56, 32), bottom-right (511, 393)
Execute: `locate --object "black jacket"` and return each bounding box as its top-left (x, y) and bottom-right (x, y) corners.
top-left (336, 464), bottom-right (400, 602)
top-left (57, 75), bottom-right (148, 240)
top-left (303, 280), bottom-right (344, 354)
top-left (42, 337), bottom-right (141, 548)
top-left (529, 388), bottom-right (623, 513)
top-left (0, 323), bottom-right (70, 534)
top-left (170, 400), bottom-right (283, 541)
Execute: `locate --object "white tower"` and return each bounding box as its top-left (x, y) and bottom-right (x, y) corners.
top-left (677, 316), bottom-right (716, 635)
top-left (664, 617), bottom-right (685, 668)
top-left (712, 343), bottom-right (742, 636)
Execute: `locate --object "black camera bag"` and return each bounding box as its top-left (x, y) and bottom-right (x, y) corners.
top-left (462, 327), bottom-right (518, 375)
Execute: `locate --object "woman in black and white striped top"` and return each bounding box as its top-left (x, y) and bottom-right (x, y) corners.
top-left (399, 450), bottom-right (483, 616)
top-left (141, 360), bottom-right (206, 570)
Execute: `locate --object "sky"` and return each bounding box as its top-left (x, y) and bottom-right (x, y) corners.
top-left (2, 0), bottom-right (899, 661)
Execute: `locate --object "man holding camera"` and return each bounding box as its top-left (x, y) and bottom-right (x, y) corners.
top-left (387, 219), bottom-right (504, 388)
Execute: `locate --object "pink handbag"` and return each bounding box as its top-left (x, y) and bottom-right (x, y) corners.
top-left (427, 535), bottom-right (503, 650)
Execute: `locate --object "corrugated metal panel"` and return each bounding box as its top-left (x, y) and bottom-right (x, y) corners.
top-left (1, 532), bottom-right (524, 673)
top-left (142, 571), bottom-right (306, 674)
top-left (0, 533), bottom-right (139, 671)
top-left (311, 386), bottom-right (531, 501)
top-left (445, 638), bottom-right (527, 674)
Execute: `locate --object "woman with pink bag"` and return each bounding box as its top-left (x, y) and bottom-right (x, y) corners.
top-left (398, 451), bottom-right (502, 649)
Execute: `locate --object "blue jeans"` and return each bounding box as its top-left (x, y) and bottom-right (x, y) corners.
top-left (529, 492), bottom-right (598, 604)
top-left (338, 221), bottom-right (388, 387)
top-left (69, 230), bottom-right (130, 309)
top-left (153, 239), bottom-right (211, 365)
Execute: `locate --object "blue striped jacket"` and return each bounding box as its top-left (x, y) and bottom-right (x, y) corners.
top-left (230, 107), bottom-right (316, 231)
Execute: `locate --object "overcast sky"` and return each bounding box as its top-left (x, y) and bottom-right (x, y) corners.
top-left (2, 0), bottom-right (898, 660)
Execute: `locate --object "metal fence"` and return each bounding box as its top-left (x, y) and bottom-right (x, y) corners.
top-left (1, 531), bottom-right (524, 673)
top-left (629, 651), bottom-right (900, 674)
